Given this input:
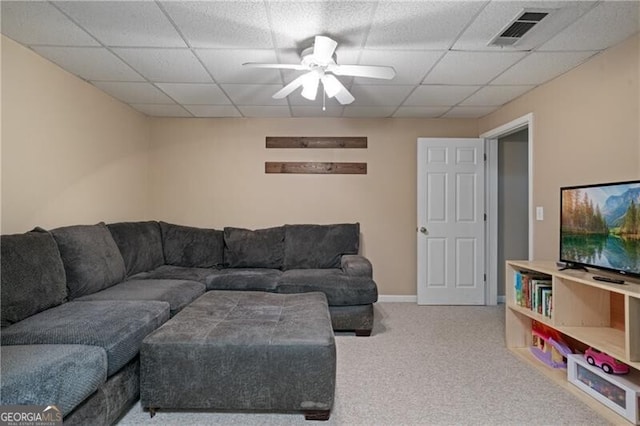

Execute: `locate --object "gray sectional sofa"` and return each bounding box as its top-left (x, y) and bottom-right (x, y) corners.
top-left (0, 221), bottom-right (377, 424)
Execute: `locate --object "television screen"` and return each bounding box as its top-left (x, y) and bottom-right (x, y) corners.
top-left (560, 180), bottom-right (640, 278)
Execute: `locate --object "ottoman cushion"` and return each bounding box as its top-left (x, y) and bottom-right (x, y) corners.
top-left (141, 291), bottom-right (335, 414)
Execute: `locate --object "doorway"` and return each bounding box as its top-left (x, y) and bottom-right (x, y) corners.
top-left (497, 129), bottom-right (529, 301)
top-left (481, 113), bottom-right (534, 305)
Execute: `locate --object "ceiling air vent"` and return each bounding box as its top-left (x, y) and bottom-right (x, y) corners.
top-left (489, 10), bottom-right (549, 47)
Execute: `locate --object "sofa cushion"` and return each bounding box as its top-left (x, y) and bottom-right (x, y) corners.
top-left (51, 223), bottom-right (127, 300)
top-left (75, 279), bottom-right (205, 317)
top-left (1, 231), bottom-right (68, 327)
top-left (224, 226), bottom-right (284, 269)
top-left (0, 300), bottom-right (169, 376)
top-left (107, 221), bottom-right (164, 276)
top-left (284, 224), bottom-right (359, 270)
top-left (130, 265), bottom-right (214, 284)
top-left (160, 222), bottom-right (224, 268)
top-left (0, 344), bottom-right (107, 416)
top-left (276, 269), bottom-right (378, 306)
top-left (205, 268), bottom-right (281, 292)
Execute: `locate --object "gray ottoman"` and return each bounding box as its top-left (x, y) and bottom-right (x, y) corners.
top-left (140, 291), bottom-right (336, 420)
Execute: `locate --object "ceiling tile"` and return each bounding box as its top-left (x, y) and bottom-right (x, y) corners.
top-left (183, 105), bottom-right (242, 118)
top-left (460, 85), bottom-right (536, 107)
top-left (113, 48), bottom-right (212, 83)
top-left (91, 82), bottom-right (174, 104)
top-left (54, 1), bottom-right (186, 48)
top-left (160, 1), bottom-right (272, 48)
top-left (267, 1), bottom-right (376, 50)
top-left (442, 106), bottom-right (498, 118)
top-left (354, 50), bottom-right (443, 85)
top-left (196, 49), bottom-right (281, 84)
top-left (539, 1), bottom-right (640, 51)
top-left (342, 106), bottom-right (397, 118)
top-left (291, 106), bottom-right (344, 117)
top-left (238, 106), bottom-right (292, 118)
top-left (130, 104), bottom-right (191, 117)
top-left (155, 83), bottom-right (231, 105)
top-left (32, 47), bottom-right (143, 81)
top-left (492, 51), bottom-right (597, 85)
top-left (392, 106), bottom-right (450, 118)
top-left (349, 85), bottom-right (414, 106)
top-left (221, 84), bottom-right (288, 106)
top-left (423, 51), bottom-right (527, 85)
top-left (1, 1), bottom-right (99, 46)
top-left (403, 86), bottom-right (480, 107)
top-left (366, 1), bottom-right (486, 49)
top-left (453, 1), bottom-right (598, 51)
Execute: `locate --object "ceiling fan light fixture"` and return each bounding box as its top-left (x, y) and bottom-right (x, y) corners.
top-left (243, 35), bottom-right (395, 106)
top-left (301, 72), bottom-right (320, 101)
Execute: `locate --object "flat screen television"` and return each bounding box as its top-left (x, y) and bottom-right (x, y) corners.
top-left (560, 180), bottom-right (640, 278)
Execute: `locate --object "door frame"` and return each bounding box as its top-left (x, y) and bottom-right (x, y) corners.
top-left (480, 113), bottom-right (534, 305)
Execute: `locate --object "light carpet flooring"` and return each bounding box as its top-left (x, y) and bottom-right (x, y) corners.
top-left (118, 303), bottom-right (611, 425)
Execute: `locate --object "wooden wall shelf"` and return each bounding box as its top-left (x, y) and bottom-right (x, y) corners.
top-left (265, 162), bottom-right (367, 174)
top-left (266, 137), bottom-right (367, 149)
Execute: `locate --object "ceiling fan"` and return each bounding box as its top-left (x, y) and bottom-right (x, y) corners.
top-left (243, 35), bottom-right (396, 106)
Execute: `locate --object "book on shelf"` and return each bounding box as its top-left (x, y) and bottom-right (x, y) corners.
top-left (513, 270), bottom-right (552, 315)
top-left (541, 288), bottom-right (552, 318)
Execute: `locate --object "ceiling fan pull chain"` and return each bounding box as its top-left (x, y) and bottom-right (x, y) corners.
top-left (322, 87), bottom-right (326, 111)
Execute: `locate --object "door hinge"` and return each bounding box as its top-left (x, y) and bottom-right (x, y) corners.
top-left (484, 213), bottom-right (487, 221)
top-left (483, 153), bottom-right (487, 161)
top-left (484, 273), bottom-right (487, 282)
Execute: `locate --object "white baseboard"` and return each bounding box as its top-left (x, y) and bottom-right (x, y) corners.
top-left (378, 295), bottom-right (417, 303)
top-left (378, 295), bottom-right (505, 304)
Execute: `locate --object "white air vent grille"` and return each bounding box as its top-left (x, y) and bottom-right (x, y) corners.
top-left (489, 10), bottom-right (549, 46)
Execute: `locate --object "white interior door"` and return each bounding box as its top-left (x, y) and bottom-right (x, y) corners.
top-left (417, 138), bottom-right (485, 305)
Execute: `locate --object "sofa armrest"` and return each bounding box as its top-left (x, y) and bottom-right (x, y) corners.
top-left (341, 255), bottom-right (372, 278)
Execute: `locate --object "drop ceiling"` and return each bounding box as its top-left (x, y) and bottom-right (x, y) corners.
top-left (2, 1), bottom-right (639, 118)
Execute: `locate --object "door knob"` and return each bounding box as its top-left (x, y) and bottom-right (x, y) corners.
top-left (419, 227), bottom-right (427, 234)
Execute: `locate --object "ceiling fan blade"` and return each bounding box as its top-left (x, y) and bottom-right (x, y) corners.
top-left (321, 74), bottom-right (354, 105)
top-left (313, 36), bottom-right (338, 63)
top-left (328, 64), bottom-right (396, 80)
top-left (242, 62), bottom-right (307, 71)
top-left (273, 72), bottom-right (311, 99)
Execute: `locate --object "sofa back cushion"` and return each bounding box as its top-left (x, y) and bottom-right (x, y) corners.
top-left (284, 223), bottom-right (360, 269)
top-left (1, 231), bottom-right (68, 326)
top-left (159, 222), bottom-right (224, 268)
top-left (107, 221), bottom-right (164, 276)
top-left (51, 223), bottom-right (126, 300)
top-left (224, 226), bottom-right (284, 269)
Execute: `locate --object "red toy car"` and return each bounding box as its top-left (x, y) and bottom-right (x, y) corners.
top-left (584, 347), bottom-right (630, 374)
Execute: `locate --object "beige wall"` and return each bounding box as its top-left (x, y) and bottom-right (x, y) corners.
top-left (1, 36), bottom-right (151, 233)
top-left (3, 28), bottom-right (638, 296)
top-left (480, 33), bottom-right (640, 261)
top-left (149, 118), bottom-right (477, 295)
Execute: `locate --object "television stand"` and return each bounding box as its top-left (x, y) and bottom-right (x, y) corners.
top-left (557, 262), bottom-right (588, 272)
top-left (506, 260), bottom-right (640, 425)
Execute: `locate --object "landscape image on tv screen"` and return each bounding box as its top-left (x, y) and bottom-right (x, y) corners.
top-left (561, 180), bottom-right (640, 277)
